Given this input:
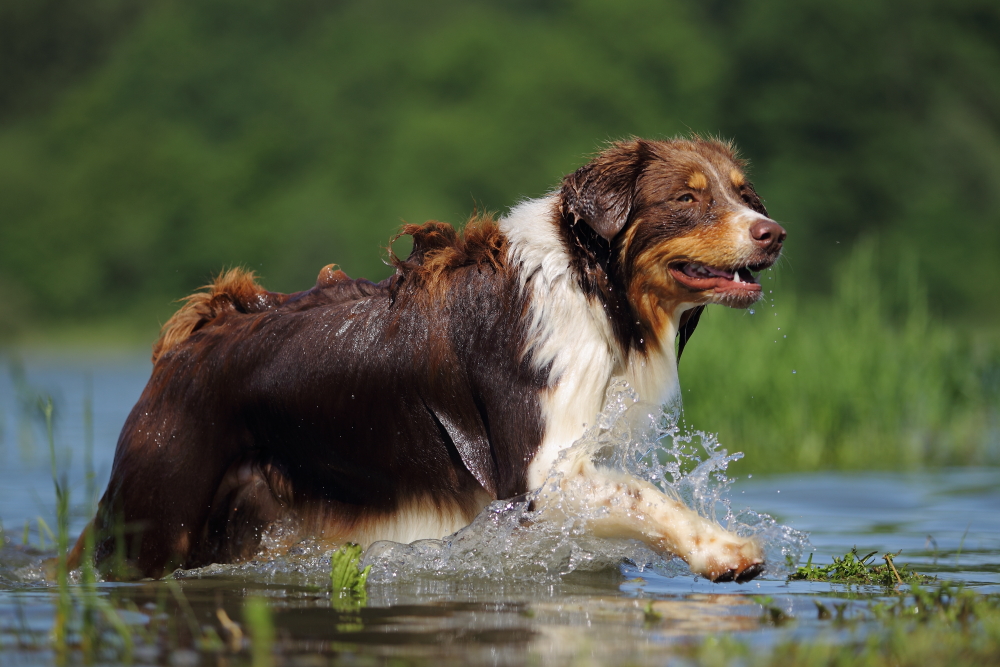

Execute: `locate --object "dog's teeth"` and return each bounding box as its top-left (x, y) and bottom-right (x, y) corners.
top-left (688, 263), bottom-right (709, 278)
top-left (733, 270), bottom-right (742, 283)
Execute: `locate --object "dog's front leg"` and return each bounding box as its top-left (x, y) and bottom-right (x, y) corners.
top-left (533, 463), bottom-right (764, 582)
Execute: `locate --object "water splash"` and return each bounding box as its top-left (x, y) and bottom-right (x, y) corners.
top-left (363, 380), bottom-right (808, 584)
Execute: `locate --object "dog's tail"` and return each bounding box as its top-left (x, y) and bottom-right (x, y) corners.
top-left (152, 268), bottom-right (283, 363)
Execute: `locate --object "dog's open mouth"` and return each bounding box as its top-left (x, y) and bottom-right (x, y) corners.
top-left (668, 262), bottom-right (766, 294)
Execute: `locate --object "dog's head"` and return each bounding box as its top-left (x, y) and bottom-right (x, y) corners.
top-left (558, 137), bottom-right (785, 354)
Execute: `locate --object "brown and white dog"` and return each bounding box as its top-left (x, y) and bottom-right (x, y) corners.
top-left (76, 137), bottom-right (785, 582)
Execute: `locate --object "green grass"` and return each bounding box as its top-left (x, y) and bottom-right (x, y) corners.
top-left (681, 239), bottom-right (999, 475)
top-left (788, 549), bottom-right (933, 587)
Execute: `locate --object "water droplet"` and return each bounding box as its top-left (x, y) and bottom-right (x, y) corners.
top-left (783, 334), bottom-right (787, 338)
top-left (748, 308), bottom-right (755, 315)
top-left (792, 370), bottom-right (797, 374)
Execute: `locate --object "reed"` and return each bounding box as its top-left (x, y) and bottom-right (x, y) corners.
top-left (79, 377), bottom-right (99, 660)
top-left (39, 395), bottom-right (72, 662)
top-left (3, 381), bottom-right (136, 663)
top-left (244, 597), bottom-right (275, 667)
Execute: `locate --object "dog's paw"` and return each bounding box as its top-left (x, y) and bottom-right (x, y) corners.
top-left (709, 561), bottom-right (766, 583)
top-left (685, 536), bottom-right (765, 583)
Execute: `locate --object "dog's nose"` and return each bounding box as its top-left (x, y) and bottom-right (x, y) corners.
top-left (750, 220), bottom-right (786, 250)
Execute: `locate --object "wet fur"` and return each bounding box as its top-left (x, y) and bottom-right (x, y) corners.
top-left (78, 137), bottom-right (783, 582)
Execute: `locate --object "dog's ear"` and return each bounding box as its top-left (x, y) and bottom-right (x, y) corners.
top-left (676, 305), bottom-right (705, 363)
top-left (560, 141), bottom-right (646, 241)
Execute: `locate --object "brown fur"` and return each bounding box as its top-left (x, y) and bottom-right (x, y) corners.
top-left (687, 172), bottom-right (708, 190)
top-left (616, 138), bottom-right (774, 316)
top-left (390, 214), bottom-right (508, 296)
top-left (152, 268), bottom-right (287, 364)
top-left (154, 216), bottom-right (507, 367)
top-left (557, 136), bottom-right (775, 355)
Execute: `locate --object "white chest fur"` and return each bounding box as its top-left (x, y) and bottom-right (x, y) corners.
top-left (500, 197), bottom-right (682, 489)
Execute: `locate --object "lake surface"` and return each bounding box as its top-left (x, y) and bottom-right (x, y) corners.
top-left (1, 354), bottom-right (998, 665)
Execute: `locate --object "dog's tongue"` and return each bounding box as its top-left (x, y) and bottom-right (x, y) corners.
top-left (706, 265), bottom-right (735, 280)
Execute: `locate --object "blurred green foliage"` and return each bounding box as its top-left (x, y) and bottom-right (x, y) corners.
top-left (0, 0), bottom-right (998, 339)
top-left (682, 240), bottom-right (999, 473)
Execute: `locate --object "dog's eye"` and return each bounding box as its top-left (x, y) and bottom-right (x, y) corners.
top-left (677, 194), bottom-right (696, 203)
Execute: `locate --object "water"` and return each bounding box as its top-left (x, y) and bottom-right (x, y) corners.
top-left (0, 354), bottom-right (998, 665)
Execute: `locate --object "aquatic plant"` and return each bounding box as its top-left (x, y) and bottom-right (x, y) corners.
top-left (789, 548), bottom-right (933, 587)
top-left (330, 542), bottom-right (370, 599)
top-left (0, 382), bottom-right (135, 663)
top-left (39, 395), bottom-right (72, 662)
top-left (243, 597), bottom-right (275, 667)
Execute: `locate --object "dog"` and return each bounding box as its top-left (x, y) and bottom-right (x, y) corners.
top-left (74, 137), bottom-right (785, 582)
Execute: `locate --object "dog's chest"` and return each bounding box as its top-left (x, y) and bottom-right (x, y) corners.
top-left (499, 196), bottom-right (682, 490)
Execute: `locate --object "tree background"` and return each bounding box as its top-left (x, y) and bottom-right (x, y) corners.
top-left (0, 0), bottom-right (998, 339)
